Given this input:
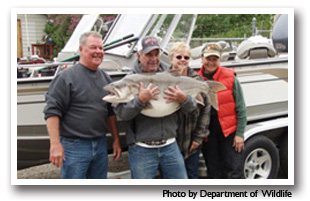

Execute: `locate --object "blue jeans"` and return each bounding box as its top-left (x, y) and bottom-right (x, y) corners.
top-left (185, 151), bottom-right (200, 179)
top-left (128, 141), bottom-right (188, 179)
top-left (60, 136), bottom-right (108, 179)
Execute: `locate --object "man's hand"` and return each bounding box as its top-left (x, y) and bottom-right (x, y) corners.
top-left (49, 141), bottom-right (65, 168)
top-left (113, 138), bottom-right (122, 161)
top-left (106, 115), bottom-right (122, 161)
top-left (233, 135), bottom-right (244, 153)
top-left (46, 116), bottom-right (64, 168)
top-left (163, 85), bottom-right (187, 103)
top-left (189, 141), bottom-right (200, 153)
top-left (138, 82), bottom-right (160, 103)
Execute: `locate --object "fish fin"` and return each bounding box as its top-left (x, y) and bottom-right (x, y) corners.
top-left (206, 91), bottom-right (219, 110)
top-left (195, 93), bottom-right (205, 106)
top-left (143, 103), bottom-right (153, 110)
top-left (129, 83), bottom-right (139, 94)
top-left (139, 72), bottom-right (157, 76)
top-left (129, 83), bottom-right (138, 88)
top-left (206, 81), bottom-right (226, 92)
top-left (111, 103), bottom-right (119, 107)
top-left (167, 69), bottom-right (182, 76)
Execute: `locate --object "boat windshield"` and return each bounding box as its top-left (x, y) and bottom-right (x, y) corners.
top-left (104, 14), bottom-right (197, 56)
top-left (103, 14), bottom-right (153, 56)
top-left (146, 14), bottom-right (196, 53)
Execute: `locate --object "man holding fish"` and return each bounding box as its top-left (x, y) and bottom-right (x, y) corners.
top-left (113, 36), bottom-right (198, 179)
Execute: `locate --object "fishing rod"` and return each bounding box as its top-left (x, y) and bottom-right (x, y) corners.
top-left (59, 34), bottom-right (137, 62)
top-left (103, 34), bottom-right (134, 48)
top-left (104, 36), bottom-right (139, 51)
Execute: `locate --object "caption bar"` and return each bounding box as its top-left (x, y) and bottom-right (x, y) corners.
top-left (163, 190), bottom-right (292, 199)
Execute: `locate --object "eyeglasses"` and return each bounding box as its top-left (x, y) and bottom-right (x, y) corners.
top-left (175, 55), bottom-right (190, 60)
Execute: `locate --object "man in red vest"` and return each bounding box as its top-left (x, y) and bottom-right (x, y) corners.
top-left (198, 43), bottom-right (247, 179)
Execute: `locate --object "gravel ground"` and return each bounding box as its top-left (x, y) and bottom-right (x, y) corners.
top-left (17, 152), bottom-right (129, 179)
top-left (17, 151), bottom-right (287, 179)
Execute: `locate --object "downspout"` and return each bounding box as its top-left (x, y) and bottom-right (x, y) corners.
top-left (24, 14), bottom-right (31, 59)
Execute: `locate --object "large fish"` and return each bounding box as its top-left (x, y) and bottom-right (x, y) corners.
top-left (103, 72), bottom-right (226, 118)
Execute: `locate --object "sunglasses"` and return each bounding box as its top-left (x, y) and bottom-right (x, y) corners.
top-left (175, 55), bottom-right (190, 60)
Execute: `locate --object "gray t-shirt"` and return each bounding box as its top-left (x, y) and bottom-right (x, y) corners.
top-left (44, 63), bottom-right (114, 139)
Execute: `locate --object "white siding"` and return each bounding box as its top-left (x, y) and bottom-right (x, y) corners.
top-left (17, 14), bottom-right (47, 58)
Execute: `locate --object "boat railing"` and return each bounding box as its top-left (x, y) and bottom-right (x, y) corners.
top-left (17, 61), bottom-right (76, 81)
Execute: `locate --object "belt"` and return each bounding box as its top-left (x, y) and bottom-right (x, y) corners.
top-left (140, 139), bottom-right (167, 146)
top-left (136, 138), bottom-right (176, 148)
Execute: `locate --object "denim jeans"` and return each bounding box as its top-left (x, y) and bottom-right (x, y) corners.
top-left (128, 141), bottom-right (188, 179)
top-left (184, 151), bottom-right (200, 179)
top-left (60, 136), bottom-right (108, 179)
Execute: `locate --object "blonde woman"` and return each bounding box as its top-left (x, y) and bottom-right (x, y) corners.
top-left (169, 42), bottom-right (211, 179)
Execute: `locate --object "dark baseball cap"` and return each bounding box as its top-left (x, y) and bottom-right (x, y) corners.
top-left (141, 36), bottom-right (160, 54)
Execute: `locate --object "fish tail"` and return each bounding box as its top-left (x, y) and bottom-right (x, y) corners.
top-left (206, 91), bottom-right (219, 110)
top-left (204, 81), bottom-right (226, 110)
top-left (207, 81), bottom-right (226, 92)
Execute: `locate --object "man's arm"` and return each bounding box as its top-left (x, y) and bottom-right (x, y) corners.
top-left (46, 115), bottom-right (65, 168)
top-left (106, 115), bottom-right (122, 161)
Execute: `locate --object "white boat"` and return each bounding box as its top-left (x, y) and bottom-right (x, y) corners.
top-left (17, 14), bottom-right (198, 169)
top-left (17, 14), bottom-right (289, 179)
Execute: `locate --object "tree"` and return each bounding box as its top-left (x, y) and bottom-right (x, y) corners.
top-left (191, 14), bottom-right (274, 49)
top-left (44, 14), bottom-right (116, 59)
top-left (193, 14), bottom-right (274, 38)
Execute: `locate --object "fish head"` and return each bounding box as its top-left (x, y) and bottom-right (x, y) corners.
top-left (102, 80), bottom-right (139, 103)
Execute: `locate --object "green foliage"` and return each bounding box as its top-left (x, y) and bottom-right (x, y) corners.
top-left (44, 14), bottom-right (82, 58)
top-left (44, 14), bottom-right (117, 59)
top-left (44, 14), bottom-right (273, 59)
top-left (193, 14), bottom-right (274, 39)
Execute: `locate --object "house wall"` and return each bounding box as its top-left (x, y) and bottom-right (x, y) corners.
top-left (17, 14), bottom-right (47, 58)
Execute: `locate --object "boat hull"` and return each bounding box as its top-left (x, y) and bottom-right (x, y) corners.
top-left (17, 57), bottom-right (288, 170)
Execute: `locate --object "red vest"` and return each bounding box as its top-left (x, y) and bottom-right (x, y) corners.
top-left (198, 66), bottom-right (237, 137)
